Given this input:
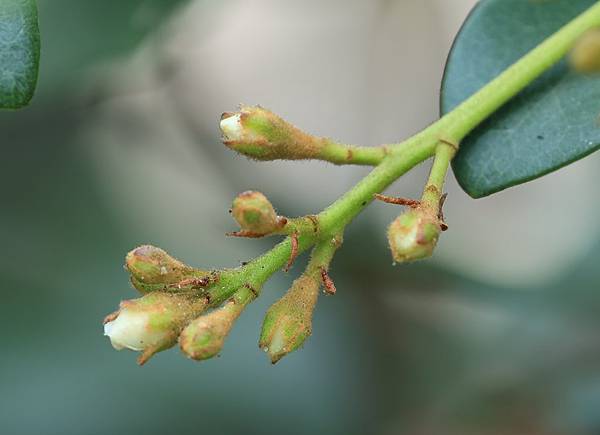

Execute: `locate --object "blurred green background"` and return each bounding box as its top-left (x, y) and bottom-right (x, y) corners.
top-left (3, 1), bottom-right (600, 434)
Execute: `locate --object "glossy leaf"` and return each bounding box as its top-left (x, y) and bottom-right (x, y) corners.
top-left (441, 0), bottom-right (600, 198)
top-left (0, 0), bottom-right (40, 108)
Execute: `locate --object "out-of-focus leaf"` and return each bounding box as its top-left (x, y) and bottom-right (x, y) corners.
top-left (441, 0), bottom-right (600, 198)
top-left (0, 0), bottom-right (40, 108)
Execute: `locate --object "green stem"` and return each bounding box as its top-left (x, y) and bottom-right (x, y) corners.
top-left (421, 142), bottom-right (456, 207)
top-left (209, 234), bottom-right (314, 304)
top-left (318, 140), bottom-right (388, 165)
top-left (212, 139), bottom-right (432, 305)
top-left (274, 216), bottom-right (320, 237)
top-left (211, 2), bottom-right (600, 304)
top-left (319, 135), bottom-right (435, 232)
top-left (231, 284), bottom-right (256, 307)
top-left (305, 232), bottom-right (343, 276)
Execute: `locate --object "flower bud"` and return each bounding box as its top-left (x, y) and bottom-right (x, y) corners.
top-left (387, 207), bottom-right (442, 263)
top-left (220, 106), bottom-right (325, 161)
top-left (259, 275), bottom-right (319, 363)
top-left (178, 309), bottom-right (231, 360)
top-left (103, 292), bottom-right (206, 365)
top-left (570, 28), bottom-right (600, 73)
top-left (231, 191), bottom-right (281, 234)
top-left (125, 245), bottom-right (211, 293)
top-left (179, 286), bottom-right (254, 360)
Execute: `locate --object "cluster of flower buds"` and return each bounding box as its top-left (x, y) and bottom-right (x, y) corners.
top-left (105, 190), bottom-right (303, 366)
top-left (104, 105), bottom-right (454, 367)
top-left (105, 237), bottom-right (322, 365)
top-left (220, 105), bottom-right (328, 161)
top-left (105, 244), bottom-right (248, 365)
top-left (570, 28), bottom-right (600, 73)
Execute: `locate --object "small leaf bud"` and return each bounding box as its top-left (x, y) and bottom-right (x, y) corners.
top-left (220, 106), bottom-right (325, 161)
top-left (259, 275), bottom-right (319, 363)
top-left (125, 245), bottom-right (211, 292)
top-left (570, 28), bottom-right (600, 73)
top-left (387, 207), bottom-right (442, 263)
top-left (103, 292), bottom-right (206, 365)
top-left (231, 191), bottom-right (281, 235)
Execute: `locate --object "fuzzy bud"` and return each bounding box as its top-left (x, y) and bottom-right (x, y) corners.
top-left (103, 292), bottom-right (206, 365)
top-left (179, 287), bottom-right (254, 360)
top-left (220, 106), bottom-right (325, 161)
top-left (259, 275), bottom-right (319, 363)
top-left (231, 191), bottom-right (281, 234)
top-left (125, 245), bottom-right (211, 293)
top-left (570, 28), bottom-right (600, 74)
top-left (387, 207), bottom-right (442, 263)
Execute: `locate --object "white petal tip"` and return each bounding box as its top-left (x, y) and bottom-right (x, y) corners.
top-left (220, 113), bottom-right (243, 140)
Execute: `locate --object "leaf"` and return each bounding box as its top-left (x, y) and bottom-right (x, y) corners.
top-left (441, 0), bottom-right (600, 198)
top-left (0, 0), bottom-right (40, 109)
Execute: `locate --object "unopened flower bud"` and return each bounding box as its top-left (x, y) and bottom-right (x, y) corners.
top-left (220, 106), bottom-right (325, 161)
top-left (570, 28), bottom-right (600, 73)
top-left (231, 191), bottom-right (281, 234)
top-left (387, 207), bottom-right (442, 263)
top-left (103, 292), bottom-right (206, 365)
top-left (125, 245), bottom-right (211, 293)
top-left (259, 275), bottom-right (319, 363)
top-left (179, 286), bottom-right (254, 360)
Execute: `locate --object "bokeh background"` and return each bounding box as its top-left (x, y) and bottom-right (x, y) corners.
top-left (3, 1), bottom-right (600, 434)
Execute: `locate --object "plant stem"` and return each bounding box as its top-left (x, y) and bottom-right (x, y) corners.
top-left (318, 140), bottom-right (388, 165)
top-left (212, 138), bottom-right (434, 305)
top-left (212, 2), bottom-right (600, 304)
top-left (421, 142), bottom-right (456, 207)
top-left (305, 232), bottom-right (342, 276)
top-left (319, 135), bottom-right (436, 232)
top-left (209, 234), bottom-right (315, 304)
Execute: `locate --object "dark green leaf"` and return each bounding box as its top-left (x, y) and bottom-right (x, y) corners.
top-left (441, 0), bottom-right (600, 198)
top-left (0, 0), bottom-right (40, 108)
